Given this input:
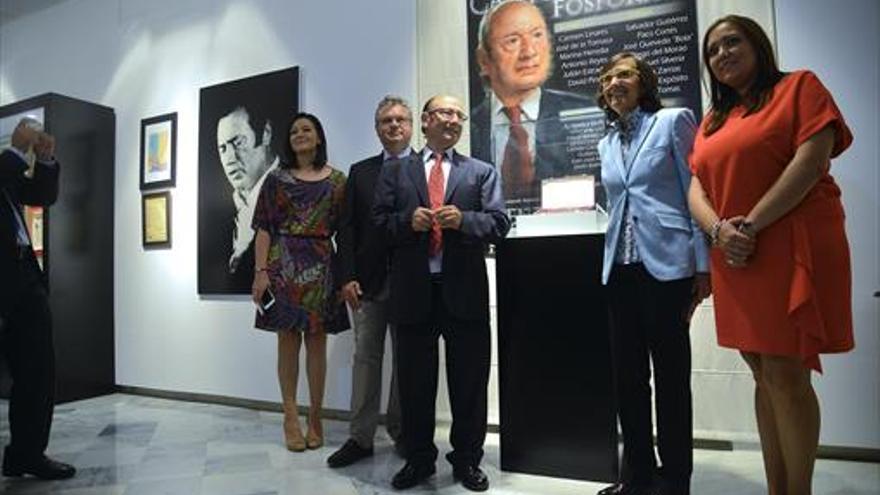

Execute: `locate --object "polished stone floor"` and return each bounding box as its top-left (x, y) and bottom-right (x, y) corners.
top-left (0, 394), bottom-right (877, 494)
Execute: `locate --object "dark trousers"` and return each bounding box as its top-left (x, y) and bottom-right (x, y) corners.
top-left (1, 248), bottom-right (56, 462)
top-left (607, 263), bottom-right (693, 493)
top-left (396, 277), bottom-right (490, 469)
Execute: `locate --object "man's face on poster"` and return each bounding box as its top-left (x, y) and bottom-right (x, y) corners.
top-left (216, 108), bottom-right (271, 193)
top-left (478, 2), bottom-right (552, 102)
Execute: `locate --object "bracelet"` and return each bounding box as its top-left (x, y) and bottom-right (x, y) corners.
top-left (255, 268), bottom-right (268, 273)
top-left (708, 218), bottom-right (724, 246)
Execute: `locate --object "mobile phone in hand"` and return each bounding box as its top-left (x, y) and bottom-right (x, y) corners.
top-left (257, 288), bottom-right (276, 314)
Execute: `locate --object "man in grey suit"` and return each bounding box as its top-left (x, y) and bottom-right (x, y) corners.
top-left (471, 0), bottom-right (591, 208)
top-left (374, 95), bottom-right (509, 492)
top-left (327, 96), bottom-right (413, 468)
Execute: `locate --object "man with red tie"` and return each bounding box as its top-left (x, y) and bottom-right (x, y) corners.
top-left (470, 0), bottom-right (591, 210)
top-left (373, 95), bottom-right (509, 492)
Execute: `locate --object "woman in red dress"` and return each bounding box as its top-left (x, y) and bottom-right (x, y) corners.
top-left (688, 15), bottom-right (854, 495)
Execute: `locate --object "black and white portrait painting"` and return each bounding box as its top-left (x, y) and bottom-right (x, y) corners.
top-left (198, 67), bottom-right (299, 294)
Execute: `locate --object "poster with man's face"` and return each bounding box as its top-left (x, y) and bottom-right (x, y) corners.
top-left (467, 0), bottom-right (701, 215)
top-left (198, 67), bottom-right (299, 295)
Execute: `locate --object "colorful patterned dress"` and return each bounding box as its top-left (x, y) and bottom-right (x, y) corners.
top-left (252, 167), bottom-right (347, 333)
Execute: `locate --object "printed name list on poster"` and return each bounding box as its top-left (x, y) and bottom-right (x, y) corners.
top-left (548, 0), bottom-right (702, 173)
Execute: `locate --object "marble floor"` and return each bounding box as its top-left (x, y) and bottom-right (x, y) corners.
top-left (0, 394), bottom-right (877, 494)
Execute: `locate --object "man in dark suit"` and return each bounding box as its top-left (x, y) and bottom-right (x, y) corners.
top-left (374, 95), bottom-right (509, 492)
top-left (0, 120), bottom-right (75, 480)
top-left (471, 0), bottom-right (591, 209)
top-left (327, 96), bottom-right (414, 468)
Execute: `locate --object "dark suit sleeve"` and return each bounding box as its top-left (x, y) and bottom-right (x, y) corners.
top-left (0, 149), bottom-right (28, 187)
top-left (372, 159), bottom-right (418, 246)
top-left (1, 150), bottom-right (60, 206)
top-left (459, 163), bottom-right (510, 243)
top-left (337, 165), bottom-right (358, 284)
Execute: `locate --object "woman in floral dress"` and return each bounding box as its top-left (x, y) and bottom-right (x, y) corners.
top-left (251, 112), bottom-right (347, 451)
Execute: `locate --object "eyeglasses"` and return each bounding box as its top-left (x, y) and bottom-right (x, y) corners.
top-left (378, 116), bottom-right (412, 126)
top-left (599, 68), bottom-right (640, 88)
top-left (428, 107), bottom-right (468, 122)
top-left (218, 134), bottom-right (251, 154)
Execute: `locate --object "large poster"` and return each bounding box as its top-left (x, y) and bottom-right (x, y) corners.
top-left (467, 0), bottom-right (701, 215)
top-left (198, 67), bottom-right (299, 294)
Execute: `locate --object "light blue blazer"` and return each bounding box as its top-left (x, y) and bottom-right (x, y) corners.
top-left (599, 107), bottom-right (709, 285)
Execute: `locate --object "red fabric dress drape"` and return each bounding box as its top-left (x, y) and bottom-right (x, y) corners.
top-left (690, 70), bottom-right (854, 372)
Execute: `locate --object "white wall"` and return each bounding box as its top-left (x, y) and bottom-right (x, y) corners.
top-left (0, 0), bottom-right (418, 410)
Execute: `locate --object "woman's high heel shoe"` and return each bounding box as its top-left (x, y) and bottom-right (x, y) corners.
top-left (284, 415), bottom-right (306, 452)
top-left (306, 419), bottom-right (323, 449)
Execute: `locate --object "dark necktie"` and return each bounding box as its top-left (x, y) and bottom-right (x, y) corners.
top-left (428, 152), bottom-right (445, 256)
top-left (500, 106), bottom-right (534, 199)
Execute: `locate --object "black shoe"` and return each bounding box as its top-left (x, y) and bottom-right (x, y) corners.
top-left (453, 465), bottom-right (489, 492)
top-left (2, 453), bottom-right (76, 480)
top-left (597, 483), bottom-right (652, 495)
top-left (391, 462), bottom-right (435, 490)
top-left (326, 439), bottom-right (373, 468)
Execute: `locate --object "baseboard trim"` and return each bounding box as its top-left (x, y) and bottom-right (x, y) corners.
top-left (817, 445), bottom-right (880, 463)
top-left (114, 386), bottom-right (879, 463)
top-left (115, 385), bottom-right (351, 421)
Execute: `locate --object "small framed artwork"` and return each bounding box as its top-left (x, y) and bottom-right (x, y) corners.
top-left (142, 191), bottom-right (172, 249)
top-left (140, 112), bottom-right (177, 190)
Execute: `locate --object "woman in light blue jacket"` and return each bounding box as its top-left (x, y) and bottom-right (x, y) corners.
top-left (595, 52), bottom-right (710, 495)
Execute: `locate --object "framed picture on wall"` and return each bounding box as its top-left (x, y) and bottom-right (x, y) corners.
top-left (197, 67), bottom-right (299, 294)
top-left (140, 112), bottom-right (177, 190)
top-left (142, 191), bottom-right (171, 249)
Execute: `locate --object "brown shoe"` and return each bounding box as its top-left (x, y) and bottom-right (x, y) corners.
top-left (284, 415), bottom-right (306, 452)
top-left (306, 420), bottom-right (323, 449)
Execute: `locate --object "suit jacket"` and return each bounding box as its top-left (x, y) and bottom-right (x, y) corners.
top-left (0, 149), bottom-right (60, 300)
top-left (470, 88), bottom-right (592, 180)
top-left (599, 108), bottom-right (709, 285)
top-left (372, 150), bottom-right (510, 324)
top-left (337, 151), bottom-right (412, 298)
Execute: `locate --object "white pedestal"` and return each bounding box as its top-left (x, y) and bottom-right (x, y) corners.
top-left (509, 209), bottom-right (608, 238)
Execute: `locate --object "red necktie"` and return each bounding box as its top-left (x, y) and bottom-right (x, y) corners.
top-left (428, 152), bottom-right (445, 256)
top-left (500, 106), bottom-right (535, 199)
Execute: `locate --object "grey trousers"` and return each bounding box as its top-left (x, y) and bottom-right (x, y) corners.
top-left (349, 284), bottom-right (401, 448)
